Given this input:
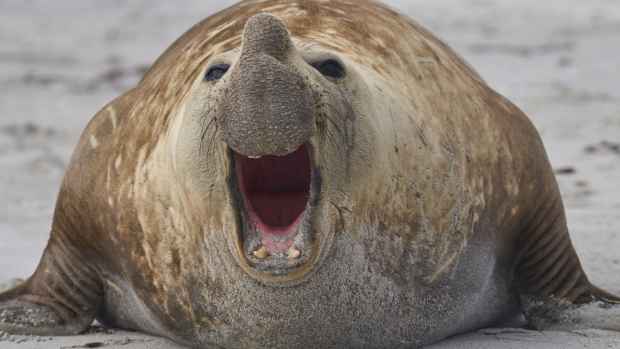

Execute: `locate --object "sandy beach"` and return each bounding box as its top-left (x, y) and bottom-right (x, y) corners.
top-left (1, 0), bottom-right (619, 347)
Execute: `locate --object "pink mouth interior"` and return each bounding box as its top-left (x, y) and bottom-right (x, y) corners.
top-left (235, 145), bottom-right (311, 239)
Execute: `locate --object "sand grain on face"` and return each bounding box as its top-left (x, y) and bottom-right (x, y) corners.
top-left (1, 0), bottom-right (619, 348)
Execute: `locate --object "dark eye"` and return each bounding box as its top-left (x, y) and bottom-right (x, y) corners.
top-left (312, 59), bottom-right (346, 79)
top-left (205, 64), bottom-right (230, 81)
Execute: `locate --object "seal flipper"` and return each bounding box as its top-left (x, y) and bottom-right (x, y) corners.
top-left (0, 230), bottom-right (103, 335)
top-left (590, 285), bottom-right (620, 304)
top-left (515, 193), bottom-right (620, 331)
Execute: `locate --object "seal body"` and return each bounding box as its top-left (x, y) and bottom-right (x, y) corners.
top-left (1, 1), bottom-right (619, 348)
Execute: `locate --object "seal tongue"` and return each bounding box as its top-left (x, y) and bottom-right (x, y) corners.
top-left (235, 145), bottom-right (311, 237)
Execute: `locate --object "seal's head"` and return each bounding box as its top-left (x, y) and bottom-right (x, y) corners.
top-left (151, 0), bottom-right (483, 291)
top-left (172, 12), bottom-right (362, 285)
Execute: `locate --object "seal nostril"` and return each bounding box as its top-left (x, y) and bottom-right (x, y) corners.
top-left (312, 59), bottom-right (346, 79)
top-left (205, 63), bottom-right (230, 81)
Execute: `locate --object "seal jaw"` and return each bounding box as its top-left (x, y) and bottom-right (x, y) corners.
top-left (235, 144), bottom-right (311, 252)
top-left (229, 143), bottom-right (323, 279)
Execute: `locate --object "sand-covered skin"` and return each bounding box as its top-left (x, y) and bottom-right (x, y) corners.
top-left (1, 0), bottom-right (619, 348)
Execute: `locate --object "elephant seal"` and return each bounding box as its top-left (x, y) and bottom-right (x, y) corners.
top-left (1, 0), bottom-right (619, 347)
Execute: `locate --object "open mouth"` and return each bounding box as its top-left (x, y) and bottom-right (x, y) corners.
top-left (234, 144), bottom-right (313, 259)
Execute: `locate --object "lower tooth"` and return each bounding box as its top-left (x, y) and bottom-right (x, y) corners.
top-left (287, 247), bottom-right (301, 259)
top-left (253, 246), bottom-right (269, 259)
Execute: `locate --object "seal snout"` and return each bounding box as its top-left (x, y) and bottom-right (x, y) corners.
top-left (221, 13), bottom-right (314, 158)
top-left (241, 13), bottom-right (293, 61)
top-left (219, 14), bottom-right (323, 279)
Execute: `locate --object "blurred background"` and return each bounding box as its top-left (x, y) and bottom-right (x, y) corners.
top-left (0, 0), bottom-right (618, 293)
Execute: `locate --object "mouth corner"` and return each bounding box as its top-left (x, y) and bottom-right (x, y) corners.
top-left (228, 142), bottom-right (323, 281)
